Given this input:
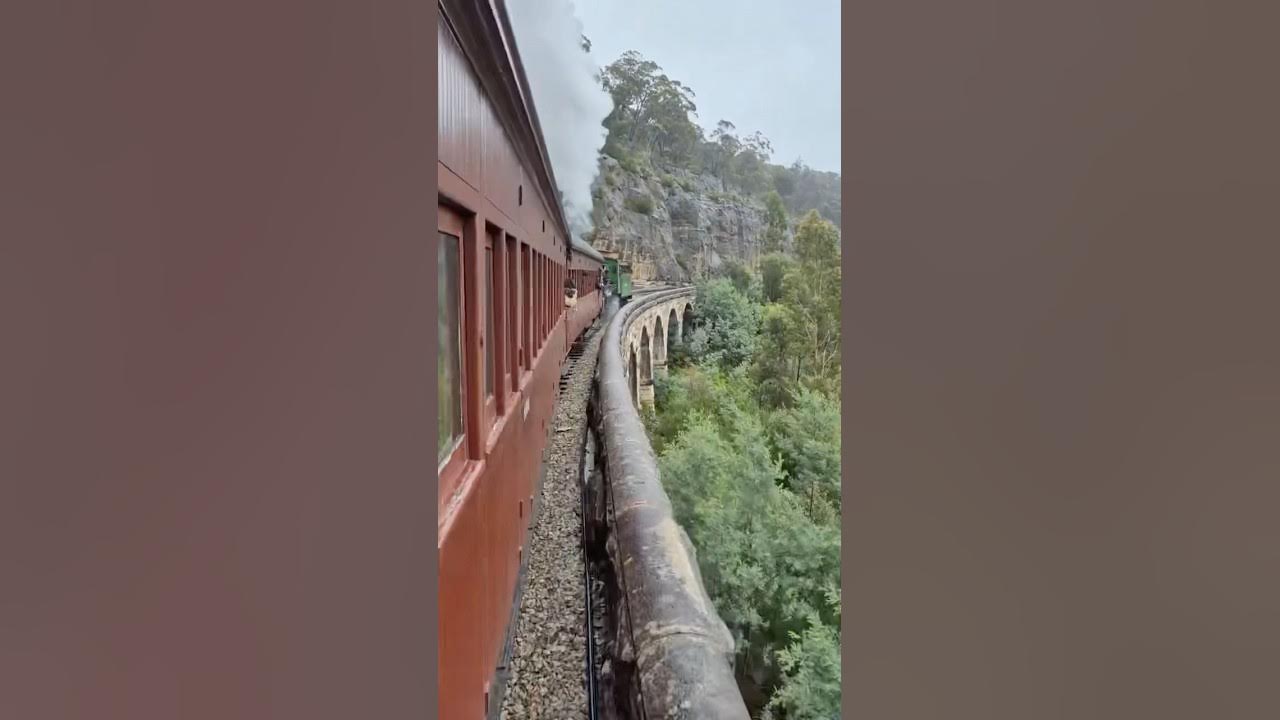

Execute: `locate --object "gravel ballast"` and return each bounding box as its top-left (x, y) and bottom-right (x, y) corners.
top-left (499, 320), bottom-right (605, 720)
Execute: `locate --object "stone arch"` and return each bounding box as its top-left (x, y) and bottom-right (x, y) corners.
top-left (639, 327), bottom-right (652, 382)
top-left (653, 314), bottom-right (666, 366)
top-left (681, 302), bottom-right (694, 337)
top-left (668, 307), bottom-right (681, 347)
top-left (628, 346), bottom-right (638, 406)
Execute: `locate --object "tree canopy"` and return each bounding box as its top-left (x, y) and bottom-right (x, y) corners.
top-left (598, 50), bottom-right (840, 227)
top-left (646, 222), bottom-right (843, 718)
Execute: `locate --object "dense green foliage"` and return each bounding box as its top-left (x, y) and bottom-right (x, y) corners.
top-left (721, 260), bottom-right (758, 298)
top-left (770, 388), bottom-right (841, 524)
top-left (759, 253), bottom-right (792, 303)
top-left (644, 212), bottom-right (842, 718)
top-left (752, 211), bottom-right (842, 403)
top-left (763, 191), bottom-right (790, 252)
top-left (683, 277), bottom-right (761, 368)
top-left (776, 161), bottom-right (842, 230)
top-left (599, 51), bottom-right (841, 228)
top-left (761, 613), bottom-right (842, 720)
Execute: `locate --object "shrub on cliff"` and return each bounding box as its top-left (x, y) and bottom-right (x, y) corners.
top-left (624, 195), bottom-right (654, 215)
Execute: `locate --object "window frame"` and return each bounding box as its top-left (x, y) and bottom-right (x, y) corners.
top-left (437, 204), bottom-right (468, 499)
top-left (536, 253), bottom-right (545, 347)
top-left (506, 234), bottom-right (520, 394)
top-left (521, 244), bottom-right (532, 373)
top-left (481, 233), bottom-right (497, 428)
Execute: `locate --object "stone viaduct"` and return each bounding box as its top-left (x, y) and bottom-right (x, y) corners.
top-left (619, 290), bottom-right (695, 409)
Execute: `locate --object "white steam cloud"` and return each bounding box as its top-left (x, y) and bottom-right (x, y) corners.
top-left (505, 0), bottom-right (613, 242)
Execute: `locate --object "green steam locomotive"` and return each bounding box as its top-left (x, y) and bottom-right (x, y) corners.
top-left (602, 256), bottom-right (633, 301)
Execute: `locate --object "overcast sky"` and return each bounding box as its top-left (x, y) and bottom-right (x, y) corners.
top-left (575, 0), bottom-right (841, 174)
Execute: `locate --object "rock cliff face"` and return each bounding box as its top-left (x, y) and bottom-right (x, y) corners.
top-left (587, 157), bottom-right (781, 283)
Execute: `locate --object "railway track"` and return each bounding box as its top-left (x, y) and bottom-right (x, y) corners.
top-left (496, 316), bottom-right (608, 720)
top-left (496, 291), bottom-right (666, 720)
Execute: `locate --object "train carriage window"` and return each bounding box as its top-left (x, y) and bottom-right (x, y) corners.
top-left (490, 233), bottom-right (507, 414)
top-left (529, 253), bottom-right (536, 352)
top-left (438, 213), bottom-right (466, 473)
top-left (522, 245), bottom-right (532, 369)
top-left (531, 254), bottom-right (539, 350)
top-left (507, 235), bottom-right (520, 391)
top-left (484, 243), bottom-right (495, 400)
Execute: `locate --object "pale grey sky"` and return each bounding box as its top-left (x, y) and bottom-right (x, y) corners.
top-left (576, 0), bottom-right (842, 174)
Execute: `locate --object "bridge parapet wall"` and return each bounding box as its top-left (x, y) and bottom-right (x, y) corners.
top-left (589, 288), bottom-right (749, 719)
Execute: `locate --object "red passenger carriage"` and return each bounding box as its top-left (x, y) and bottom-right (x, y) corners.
top-left (437, 1), bottom-right (604, 716)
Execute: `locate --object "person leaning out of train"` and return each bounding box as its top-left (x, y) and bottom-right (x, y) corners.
top-left (564, 278), bottom-right (578, 308)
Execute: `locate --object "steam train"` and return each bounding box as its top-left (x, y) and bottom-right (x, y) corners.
top-left (438, 1), bottom-right (607, 717)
